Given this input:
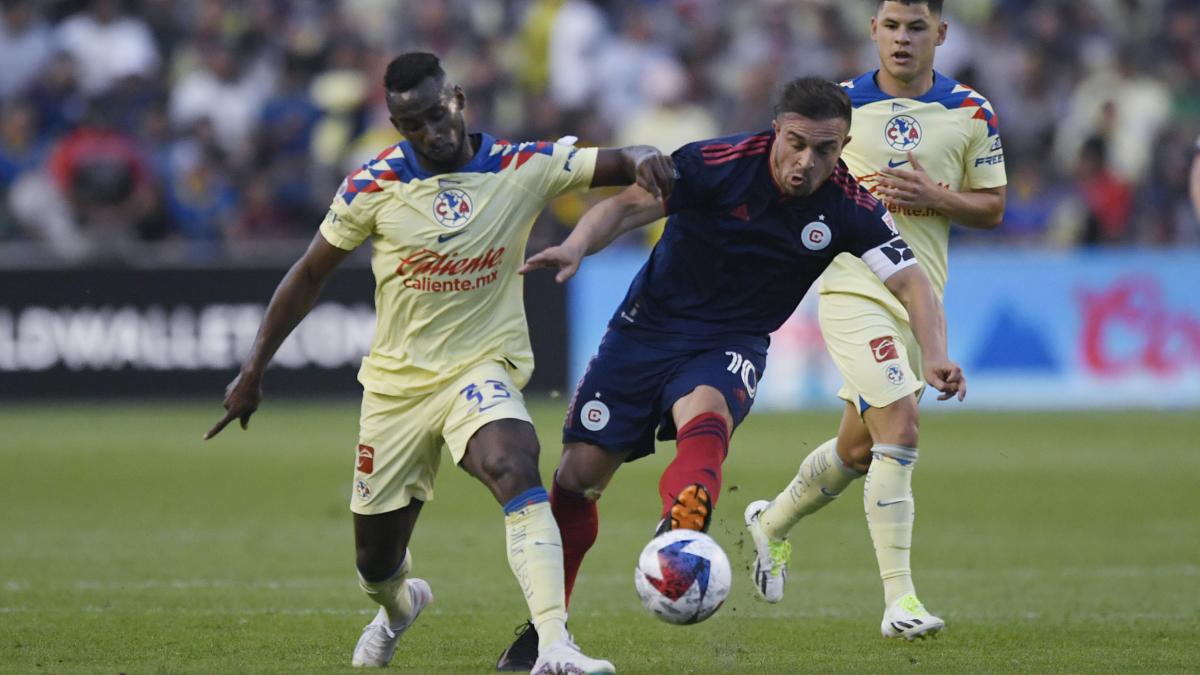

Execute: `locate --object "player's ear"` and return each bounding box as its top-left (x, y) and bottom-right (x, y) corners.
top-left (843, 134), bottom-right (852, 150)
top-left (936, 20), bottom-right (947, 46)
top-left (771, 118), bottom-right (780, 135)
top-left (869, 16), bottom-right (878, 41)
top-left (453, 85), bottom-right (465, 109)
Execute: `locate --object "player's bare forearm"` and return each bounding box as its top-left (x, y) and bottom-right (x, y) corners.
top-left (877, 153), bottom-right (1004, 229)
top-left (885, 265), bottom-right (966, 400)
top-left (205, 234), bottom-right (350, 439)
top-left (885, 266), bottom-right (947, 363)
top-left (932, 185), bottom-right (1006, 230)
top-left (521, 186), bottom-right (664, 283)
top-left (241, 234), bottom-right (350, 377)
top-left (573, 185), bottom-right (665, 256)
top-left (593, 146), bottom-right (676, 199)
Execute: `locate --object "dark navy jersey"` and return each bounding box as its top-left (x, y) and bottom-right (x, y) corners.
top-left (609, 130), bottom-right (917, 346)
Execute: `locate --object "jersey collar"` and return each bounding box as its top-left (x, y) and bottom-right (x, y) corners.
top-left (844, 69), bottom-right (957, 106)
top-left (399, 132), bottom-right (496, 178)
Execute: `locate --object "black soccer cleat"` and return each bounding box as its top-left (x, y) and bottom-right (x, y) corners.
top-left (496, 620), bottom-right (538, 672)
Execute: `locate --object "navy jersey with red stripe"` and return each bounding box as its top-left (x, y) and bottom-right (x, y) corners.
top-left (609, 130), bottom-right (914, 347)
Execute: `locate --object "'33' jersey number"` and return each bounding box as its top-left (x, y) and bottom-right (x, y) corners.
top-left (460, 379), bottom-right (512, 413)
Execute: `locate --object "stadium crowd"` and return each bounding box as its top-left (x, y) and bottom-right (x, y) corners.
top-left (0, 0), bottom-right (1197, 264)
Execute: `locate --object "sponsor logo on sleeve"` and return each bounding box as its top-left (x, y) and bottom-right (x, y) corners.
top-left (974, 154), bottom-right (1005, 167)
top-left (870, 336), bottom-right (899, 363)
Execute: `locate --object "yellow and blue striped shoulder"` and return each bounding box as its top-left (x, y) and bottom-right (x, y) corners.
top-left (841, 70), bottom-right (998, 137)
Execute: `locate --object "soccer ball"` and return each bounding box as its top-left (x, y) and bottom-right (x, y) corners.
top-left (634, 529), bottom-right (731, 625)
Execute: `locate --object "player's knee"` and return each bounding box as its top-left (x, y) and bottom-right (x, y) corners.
top-left (841, 443), bottom-right (874, 473)
top-left (479, 450), bottom-right (540, 492)
top-left (674, 385), bottom-right (732, 428)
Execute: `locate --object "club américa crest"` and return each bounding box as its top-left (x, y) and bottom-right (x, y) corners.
top-left (884, 114), bottom-right (922, 151)
top-left (432, 188), bottom-right (473, 229)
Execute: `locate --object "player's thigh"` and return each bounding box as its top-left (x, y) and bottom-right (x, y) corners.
top-left (441, 359), bottom-right (536, 466)
top-left (352, 390), bottom-right (446, 516)
top-left (563, 330), bottom-right (682, 463)
top-left (818, 292), bottom-right (924, 413)
top-left (671, 385), bottom-right (733, 430)
top-left (660, 339), bottom-right (766, 439)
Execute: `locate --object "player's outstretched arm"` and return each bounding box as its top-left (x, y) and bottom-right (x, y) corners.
top-left (884, 265), bottom-right (967, 402)
top-left (520, 184), bottom-right (665, 284)
top-left (592, 145), bottom-right (677, 200)
top-left (876, 151), bottom-right (1005, 229)
top-left (204, 233), bottom-right (351, 439)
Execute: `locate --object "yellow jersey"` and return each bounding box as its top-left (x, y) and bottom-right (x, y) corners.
top-left (820, 70), bottom-right (1007, 317)
top-left (319, 133), bottom-right (598, 396)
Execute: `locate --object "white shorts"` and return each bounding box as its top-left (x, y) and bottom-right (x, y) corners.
top-left (819, 292), bottom-right (925, 414)
top-left (350, 359), bottom-right (532, 515)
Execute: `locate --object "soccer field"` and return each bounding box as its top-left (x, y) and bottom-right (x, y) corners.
top-left (1, 401), bottom-right (1197, 674)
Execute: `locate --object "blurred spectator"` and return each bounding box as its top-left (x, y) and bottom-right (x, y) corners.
top-left (8, 98), bottom-right (158, 261)
top-left (548, 0), bottom-right (608, 114)
top-left (55, 0), bottom-right (159, 96)
top-left (0, 0), bottom-right (1197, 258)
top-left (0, 0), bottom-right (53, 99)
top-left (1053, 46), bottom-right (1172, 183)
top-left (169, 38), bottom-right (276, 162)
top-left (164, 136), bottom-right (236, 245)
top-left (1074, 137), bottom-right (1135, 246)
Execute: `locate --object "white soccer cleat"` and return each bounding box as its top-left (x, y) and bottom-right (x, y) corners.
top-left (744, 500), bottom-right (790, 603)
top-left (351, 578), bottom-right (433, 668)
top-left (531, 638), bottom-right (615, 675)
top-left (880, 593), bottom-right (944, 640)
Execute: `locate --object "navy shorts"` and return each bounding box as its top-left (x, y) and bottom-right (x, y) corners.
top-left (562, 328), bottom-right (768, 461)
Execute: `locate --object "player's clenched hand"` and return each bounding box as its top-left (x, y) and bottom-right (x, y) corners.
top-left (876, 151), bottom-right (944, 212)
top-left (519, 242), bottom-right (585, 284)
top-left (633, 151), bottom-right (677, 203)
top-left (204, 372), bottom-right (263, 440)
top-left (923, 359), bottom-right (967, 402)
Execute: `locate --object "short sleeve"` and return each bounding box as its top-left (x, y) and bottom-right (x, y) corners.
top-left (964, 119), bottom-right (1007, 191)
top-left (845, 204), bottom-right (919, 283)
top-left (318, 179), bottom-right (376, 251)
top-left (540, 143), bottom-right (598, 198)
top-left (663, 142), bottom-right (719, 215)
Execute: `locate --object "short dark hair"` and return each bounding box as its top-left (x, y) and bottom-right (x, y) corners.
top-left (774, 77), bottom-right (851, 127)
top-left (384, 52), bottom-right (444, 93)
top-left (877, 0), bottom-right (943, 15)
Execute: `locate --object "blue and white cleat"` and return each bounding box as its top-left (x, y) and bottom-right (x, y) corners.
top-left (352, 578), bottom-right (433, 667)
top-left (880, 593), bottom-right (944, 640)
top-left (744, 500), bottom-right (790, 603)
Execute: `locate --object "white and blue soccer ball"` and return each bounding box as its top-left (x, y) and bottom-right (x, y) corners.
top-left (634, 529), bottom-right (731, 625)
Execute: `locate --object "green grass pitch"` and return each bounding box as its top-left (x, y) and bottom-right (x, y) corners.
top-left (2, 400), bottom-right (1197, 673)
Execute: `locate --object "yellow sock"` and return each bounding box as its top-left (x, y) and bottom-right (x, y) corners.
top-left (504, 489), bottom-right (569, 652)
top-left (358, 549), bottom-right (414, 627)
top-left (760, 438), bottom-right (863, 541)
top-left (864, 445), bottom-right (918, 606)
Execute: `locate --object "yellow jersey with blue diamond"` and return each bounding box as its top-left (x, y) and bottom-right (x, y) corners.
top-left (319, 133), bottom-right (598, 396)
top-left (821, 70), bottom-right (1007, 316)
